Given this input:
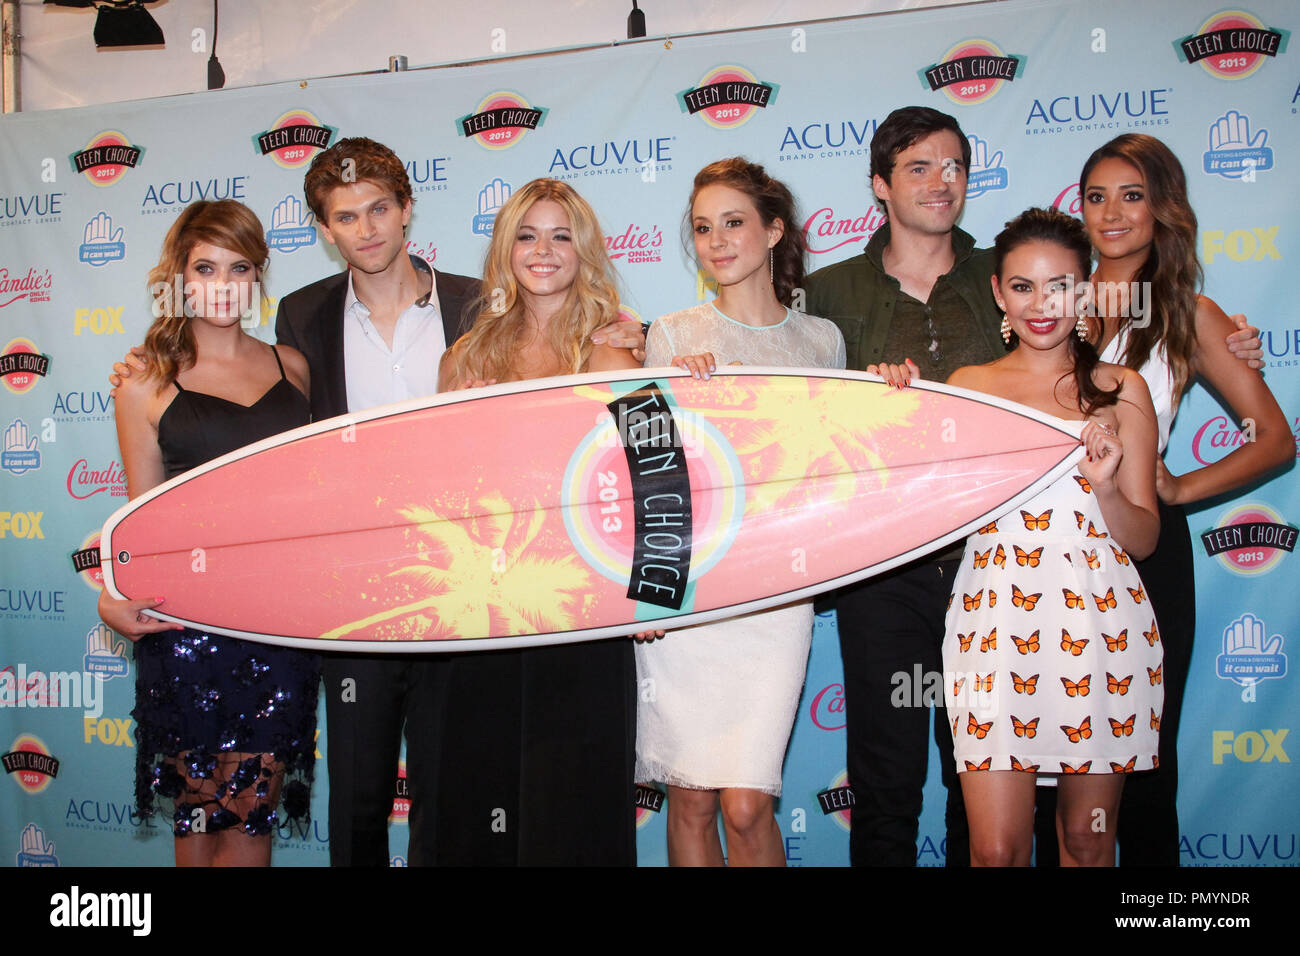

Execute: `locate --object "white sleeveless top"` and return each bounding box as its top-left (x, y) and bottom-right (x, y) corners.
top-left (1101, 326), bottom-right (1177, 454)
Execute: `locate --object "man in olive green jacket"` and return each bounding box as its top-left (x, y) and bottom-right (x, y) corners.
top-left (805, 106), bottom-right (999, 867)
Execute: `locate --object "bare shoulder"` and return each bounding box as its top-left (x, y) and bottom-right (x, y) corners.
top-left (1108, 363), bottom-right (1155, 417)
top-left (946, 364), bottom-right (992, 390)
top-left (1092, 359), bottom-right (1132, 394)
top-left (1192, 294), bottom-right (1239, 363)
top-left (115, 366), bottom-right (177, 437)
top-left (273, 344), bottom-right (310, 391)
top-left (1195, 293), bottom-right (1233, 328)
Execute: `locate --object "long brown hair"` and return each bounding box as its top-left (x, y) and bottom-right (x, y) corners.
top-left (1080, 134), bottom-right (1200, 399)
top-left (143, 200), bottom-right (268, 389)
top-left (994, 207), bottom-right (1119, 417)
top-left (443, 179), bottom-right (620, 386)
top-left (688, 157), bottom-right (806, 306)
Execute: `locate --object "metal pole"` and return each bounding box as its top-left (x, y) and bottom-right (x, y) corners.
top-left (1, 0), bottom-right (20, 114)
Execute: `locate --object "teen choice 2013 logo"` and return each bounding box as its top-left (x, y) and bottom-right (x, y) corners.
top-left (562, 378), bottom-right (744, 621)
top-left (919, 38), bottom-right (1026, 106)
top-left (817, 770), bottom-right (854, 831)
top-left (253, 110), bottom-right (338, 170)
top-left (1200, 503), bottom-right (1297, 576)
top-left (3, 735), bottom-right (59, 794)
top-left (677, 65), bottom-right (779, 130)
top-left (75, 530), bottom-right (106, 591)
top-left (1174, 10), bottom-right (1289, 80)
top-left (69, 131), bottom-right (144, 188)
top-left (457, 92), bottom-right (548, 150)
top-left (1, 339), bottom-right (51, 396)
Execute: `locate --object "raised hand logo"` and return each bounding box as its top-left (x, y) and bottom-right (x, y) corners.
top-left (78, 212), bottom-right (126, 266)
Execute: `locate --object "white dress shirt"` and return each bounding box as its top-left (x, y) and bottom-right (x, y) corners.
top-left (342, 257), bottom-right (447, 411)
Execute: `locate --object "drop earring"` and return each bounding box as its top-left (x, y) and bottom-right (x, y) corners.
top-left (769, 246), bottom-right (775, 286)
top-left (1075, 314), bottom-right (1090, 340)
top-left (1000, 314), bottom-right (1012, 345)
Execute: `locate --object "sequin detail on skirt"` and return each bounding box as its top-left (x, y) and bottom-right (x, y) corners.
top-left (133, 627), bottom-right (319, 837)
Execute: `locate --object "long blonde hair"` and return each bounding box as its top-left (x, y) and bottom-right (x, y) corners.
top-left (444, 179), bottom-right (619, 385)
top-left (143, 200), bottom-right (268, 390)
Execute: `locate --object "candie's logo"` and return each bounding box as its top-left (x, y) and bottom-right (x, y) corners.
top-left (457, 91), bottom-right (548, 150)
top-left (1188, 413), bottom-right (1299, 466)
top-left (677, 65), bottom-right (778, 130)
top-left (1052, 183), bottom-right (1082, 215)
top-left (0, 267), bottom-right (54, 308)
top-left (605, 225), bottom-right (662, 264)
top-left (69, 131), bottom-right (144, 187)
top-left (1200, 503), bottom-right (1297, 575)
top-left (802, 205), bottom-right (886, 256)
top-left (1, 339), bottom-right (51, 395)
top-left (253, 110), bottom-right (337, 169)
top-left (810, 682), bottom-right (847, 730)
top-left (1174, 10), bottom-right (1289, 80)
top-left (920, 39), bottom-right (1025, 106)
top-left (3, 734), bottom-right (59, 794)
top-left (67, 459), bottom-right (128, 500)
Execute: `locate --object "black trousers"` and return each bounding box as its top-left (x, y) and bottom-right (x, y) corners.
top-left (835, 557), bottom-right (969, 866)
top-left (1120, 500), bottom-right (1194, 864)
top-left (1033, 500), bottom-right (1194, 866)
top-left (321, 654), bottom-right (448, 866)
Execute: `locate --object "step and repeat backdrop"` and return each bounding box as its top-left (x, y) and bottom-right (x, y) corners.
top-left (2, 0), bottom-right (1296, 866)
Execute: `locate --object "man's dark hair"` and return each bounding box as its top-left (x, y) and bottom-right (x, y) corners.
top-left (869, 106), bottom-right (970, 187)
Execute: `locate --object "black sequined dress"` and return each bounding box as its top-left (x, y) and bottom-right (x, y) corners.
top-left (132, 346), bottom-right (319, 836)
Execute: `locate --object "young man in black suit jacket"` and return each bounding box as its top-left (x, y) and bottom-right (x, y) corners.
top-left (275, 137), bottom-right (479, 867)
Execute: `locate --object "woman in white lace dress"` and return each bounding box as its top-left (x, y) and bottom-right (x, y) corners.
top-left (635, 158), bottom-right (844, 866)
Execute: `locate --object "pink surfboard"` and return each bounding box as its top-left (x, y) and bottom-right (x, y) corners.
top-left (100, 368), bottom-right (1084, 651)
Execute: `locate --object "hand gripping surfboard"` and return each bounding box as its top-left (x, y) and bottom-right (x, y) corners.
top-left (100, 368), bottom-right (1085, 651)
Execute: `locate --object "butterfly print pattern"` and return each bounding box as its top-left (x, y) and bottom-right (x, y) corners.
top-left (943, 466), bottom-right (1162, 774)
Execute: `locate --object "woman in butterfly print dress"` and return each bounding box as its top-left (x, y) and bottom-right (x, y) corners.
top-left (904, 208), bottom-right (1163, 867)
top-left (1079, 134), bottom-right (1292, 866)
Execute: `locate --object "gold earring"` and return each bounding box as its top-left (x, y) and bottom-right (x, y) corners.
top-left (1000, 314), bottom-right (1012, 345)
top-left (1075, 314), bottom-right (1090, 340)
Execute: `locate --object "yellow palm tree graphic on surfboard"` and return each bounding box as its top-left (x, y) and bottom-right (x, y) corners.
top-left (322, 494), bottom-right (594, 641)
top-left (576, 376), bottom-right (920, 514)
